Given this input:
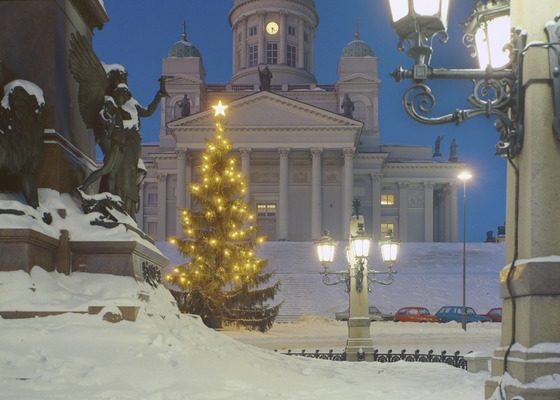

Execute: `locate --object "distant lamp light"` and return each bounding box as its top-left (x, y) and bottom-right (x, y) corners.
top-left (315, 232), bottom-right (335, 266)
top-left (380, 232), bottom-right (400, 265)
top-left (458, 170), bottom-right (473, 182)
top-left (351, 228), bottom-right (371, 259)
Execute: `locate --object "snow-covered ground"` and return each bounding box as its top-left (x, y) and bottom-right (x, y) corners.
top-left (0, 268), bottom-right (494, 400)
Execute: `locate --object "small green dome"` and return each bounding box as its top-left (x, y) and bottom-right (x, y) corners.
top-left (341, 32), bottom-right (375, 57)
top-left (168, 39), bottom-right (201, 58)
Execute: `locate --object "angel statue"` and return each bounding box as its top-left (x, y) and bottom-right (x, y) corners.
top-left (69, 32), bottom-right (166, 217)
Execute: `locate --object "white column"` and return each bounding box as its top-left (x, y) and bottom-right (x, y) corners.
top-left (279, 12), bottom-right (287, 65)
top-left (258, 13), bottom-right (266, 65)
top-left (342, 148), bottom-right (354, 239)
top-left (157, 172), bottom-right (167, 241)
top-left (311, 148), bottom-right (322, 240)
top-left (398, 182), bottom-right (409, 242)
top-left (297, 17), bottom-right (305, 68)
top-left (232, 24), bottom-right (237, 74)
top-left (240, 17), bottom-right (247, 69)
top-left (240, 147), bottom-right (251, 204)
top-left (137, 183), bottom-right (145, 230)
top-left (185, 152), bottom-right (192, 209)
top-left (449, 183), bottom-right (458, 242)
top-left (176, 150), bottom-right (187, 238)
top-left (278, 148), bottom-right (290, 240)
top-left (424, 182), bottom-right (434, 242)
top-left (370, 173), bottom-right (382, 241)
top-left (159, 96), bottom-right (167, 135)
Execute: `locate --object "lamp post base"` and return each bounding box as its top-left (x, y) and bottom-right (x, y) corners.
top-left (345, 317), bottom-right (374, 361)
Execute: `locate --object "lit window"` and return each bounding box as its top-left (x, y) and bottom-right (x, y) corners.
top-left (381, 193), bottom-right (395, 206)
top-left (381, 223), bottom-right (395, 238)
top-left (288, 26), bottom-right (296, 36)
top-left (248, 26), bottom-right (257, 36)
top-left (248, 44), bottom-right (258, 67)
top-left (287, 45), bottom-right (296, 67)
top-left (266, 42), bottom-right (278, 64)
top-left (257, 203), bottom-right (276, 217)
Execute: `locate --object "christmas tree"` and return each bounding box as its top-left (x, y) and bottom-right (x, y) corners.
top-left (167, 101), bottom-right (281, 332)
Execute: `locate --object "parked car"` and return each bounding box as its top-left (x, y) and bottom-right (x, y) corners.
top-left (393, 306), bottom-right (440, 323)
top-left (435, 306), bottom-right (491, 323)
top-left (483, 307), bottom-right (502, 322)
top-left (335, 306), bottom-right (393, 321)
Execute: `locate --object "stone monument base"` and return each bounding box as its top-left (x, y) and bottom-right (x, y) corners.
top-left (485, 260), bottom-right (560, 399)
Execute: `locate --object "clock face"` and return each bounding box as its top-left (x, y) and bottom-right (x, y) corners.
top-left (266, 21), bottom-right (279, 35)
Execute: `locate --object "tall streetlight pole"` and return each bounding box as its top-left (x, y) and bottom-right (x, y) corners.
top-left (458, 171), bottom-right (472, 332)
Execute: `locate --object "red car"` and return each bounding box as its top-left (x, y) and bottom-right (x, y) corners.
top-left (394, 307), bottom-right (440, 323)
top-left (483, 307), bottom-right (502, 322)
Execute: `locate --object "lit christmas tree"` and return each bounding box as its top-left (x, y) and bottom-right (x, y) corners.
top-left (167, 101), bottom-right (281, 332)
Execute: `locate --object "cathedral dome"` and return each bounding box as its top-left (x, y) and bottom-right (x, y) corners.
top-left (341, 32), bottom-right (375, 57)
top-left (167, 31), bottom-right (201, 58)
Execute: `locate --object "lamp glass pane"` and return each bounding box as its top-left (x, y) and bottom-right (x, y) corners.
top-left (475, 16), bottom-right (511, 69)
top-left (413, 0), bottom-right (440, 16)
top-left (352, 237), bottom-right (371, 258)
top-left (388, 0), bottom-right (410, 22)
top-left (316, 242), bottom-right (335, 263)
top-left (440, 0), bottom-right (450, 28)
top-left (381, 242), bottom-right (399, 263)
top-left (487, 15), bottom-right (511, 69)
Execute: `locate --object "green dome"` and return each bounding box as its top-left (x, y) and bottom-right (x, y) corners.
top-left (341, 33), bottom-right (375, 57)
top-left (168, 39), bottom-right (201, 58)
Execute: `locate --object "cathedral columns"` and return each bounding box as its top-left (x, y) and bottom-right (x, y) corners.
top-left (157, 172), bottom-right (168, 241)
top-left (297, 17), bottom-right (305, 68)
top-left (424, 182), bottom-right (434, 242)
top-left (311, 148), bottom-right (322, 240)
top-left (370, 173), bottom-right (381, 241)
top-left (258, 12), bottom-right (265, 65)
top-left (240, 147), bottom-right (251, 203)
top-left (398, 182), bottom-right (409, 242)
top-left (278, 148), bottom-right (290, 240)
top-left (240, 17), bottom-right (247, 69)
top-left (449, 183), bottom-right (458, 242)
top-left (279, 12), bottom-right (287, 65)
top-left (137, 183), bottom-right (145, 230)
top-left (176, 150), bottom-right (187, 237)
top-left (342, 148), bottom-right (354, 239)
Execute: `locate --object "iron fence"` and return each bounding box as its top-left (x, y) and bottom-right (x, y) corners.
top-left (276, 349), bottom-right (468, 369)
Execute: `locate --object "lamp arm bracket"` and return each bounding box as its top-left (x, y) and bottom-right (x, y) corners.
top-left (545, 15), bottom-right (560, 141)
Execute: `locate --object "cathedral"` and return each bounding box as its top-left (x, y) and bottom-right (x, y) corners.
top-left (139, 0), bottom-right (464, 243)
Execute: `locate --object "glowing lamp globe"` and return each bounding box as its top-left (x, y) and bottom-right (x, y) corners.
top-left (350, 229), bottom-right (371, 259)
top-left (388, 0), bottom-right (450, 43)
top-left (315, 234), bottom-right (335, 265)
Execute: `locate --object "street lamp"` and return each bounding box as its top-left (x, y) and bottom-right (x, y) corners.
top-left (314, 202), bottom-right (399, 361)
top-left (387, 0), bottom-right (560, 159)
top-left (458, 170), bottom-right (473, 331)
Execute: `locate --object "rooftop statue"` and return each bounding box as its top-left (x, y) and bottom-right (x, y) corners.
top-left (69, 33), bottom-right (166, 217)
top-left (258, 65), bottom-right (272, 91)
top-left (341, 93), bottom-right (354, 118)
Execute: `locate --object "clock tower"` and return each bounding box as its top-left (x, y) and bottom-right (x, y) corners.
top-left (229, 0), bottom-right (318, 86)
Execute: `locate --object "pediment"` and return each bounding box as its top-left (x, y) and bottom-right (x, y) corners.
top-left (337, 73), bottom-right (379, 84)
top-left (169, 91), bottom-right (363, 130)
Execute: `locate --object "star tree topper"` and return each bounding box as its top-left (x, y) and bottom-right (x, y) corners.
top-left (212, 100), bottom-right (228, 117)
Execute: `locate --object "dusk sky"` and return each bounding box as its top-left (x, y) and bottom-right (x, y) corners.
top-left (93, 0), bottom-right (507, 242)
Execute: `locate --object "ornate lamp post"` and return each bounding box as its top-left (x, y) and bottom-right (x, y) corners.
top-left (457, 170), bottom-right (472, 332)
top-left (387, 1), bottom-right (560, 398)
top-left (314, 202), bottom-right (399, 361)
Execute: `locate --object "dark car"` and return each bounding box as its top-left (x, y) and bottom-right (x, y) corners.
top-left (394, 306), bottom-right (440, 323)
top-left (435, 306), bottom-right (491, 323)
top-left (483, 307), bottom-right (502, 322)
top-left (335, 306), bottom-right (393, 321)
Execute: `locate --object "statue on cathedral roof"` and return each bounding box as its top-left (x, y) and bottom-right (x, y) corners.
top-left (341, 93), bottom-right (355, 118)
top-left (449, 138), bottom-right (458, 162)
top-left (258, 65), bottom-right (272, 91)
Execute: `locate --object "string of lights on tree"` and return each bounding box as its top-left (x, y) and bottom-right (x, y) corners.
top-left (166, 101), bottom-right (281, 331)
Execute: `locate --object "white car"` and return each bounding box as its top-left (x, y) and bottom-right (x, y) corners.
top-left (335, 306), bottom-right (393, 321)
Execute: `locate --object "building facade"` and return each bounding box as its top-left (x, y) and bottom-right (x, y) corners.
top-left (139, 0), bottom-right (465, 243)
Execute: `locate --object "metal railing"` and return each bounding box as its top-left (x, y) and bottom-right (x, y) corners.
top-left (276, 348), bottom-right (468, 369)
